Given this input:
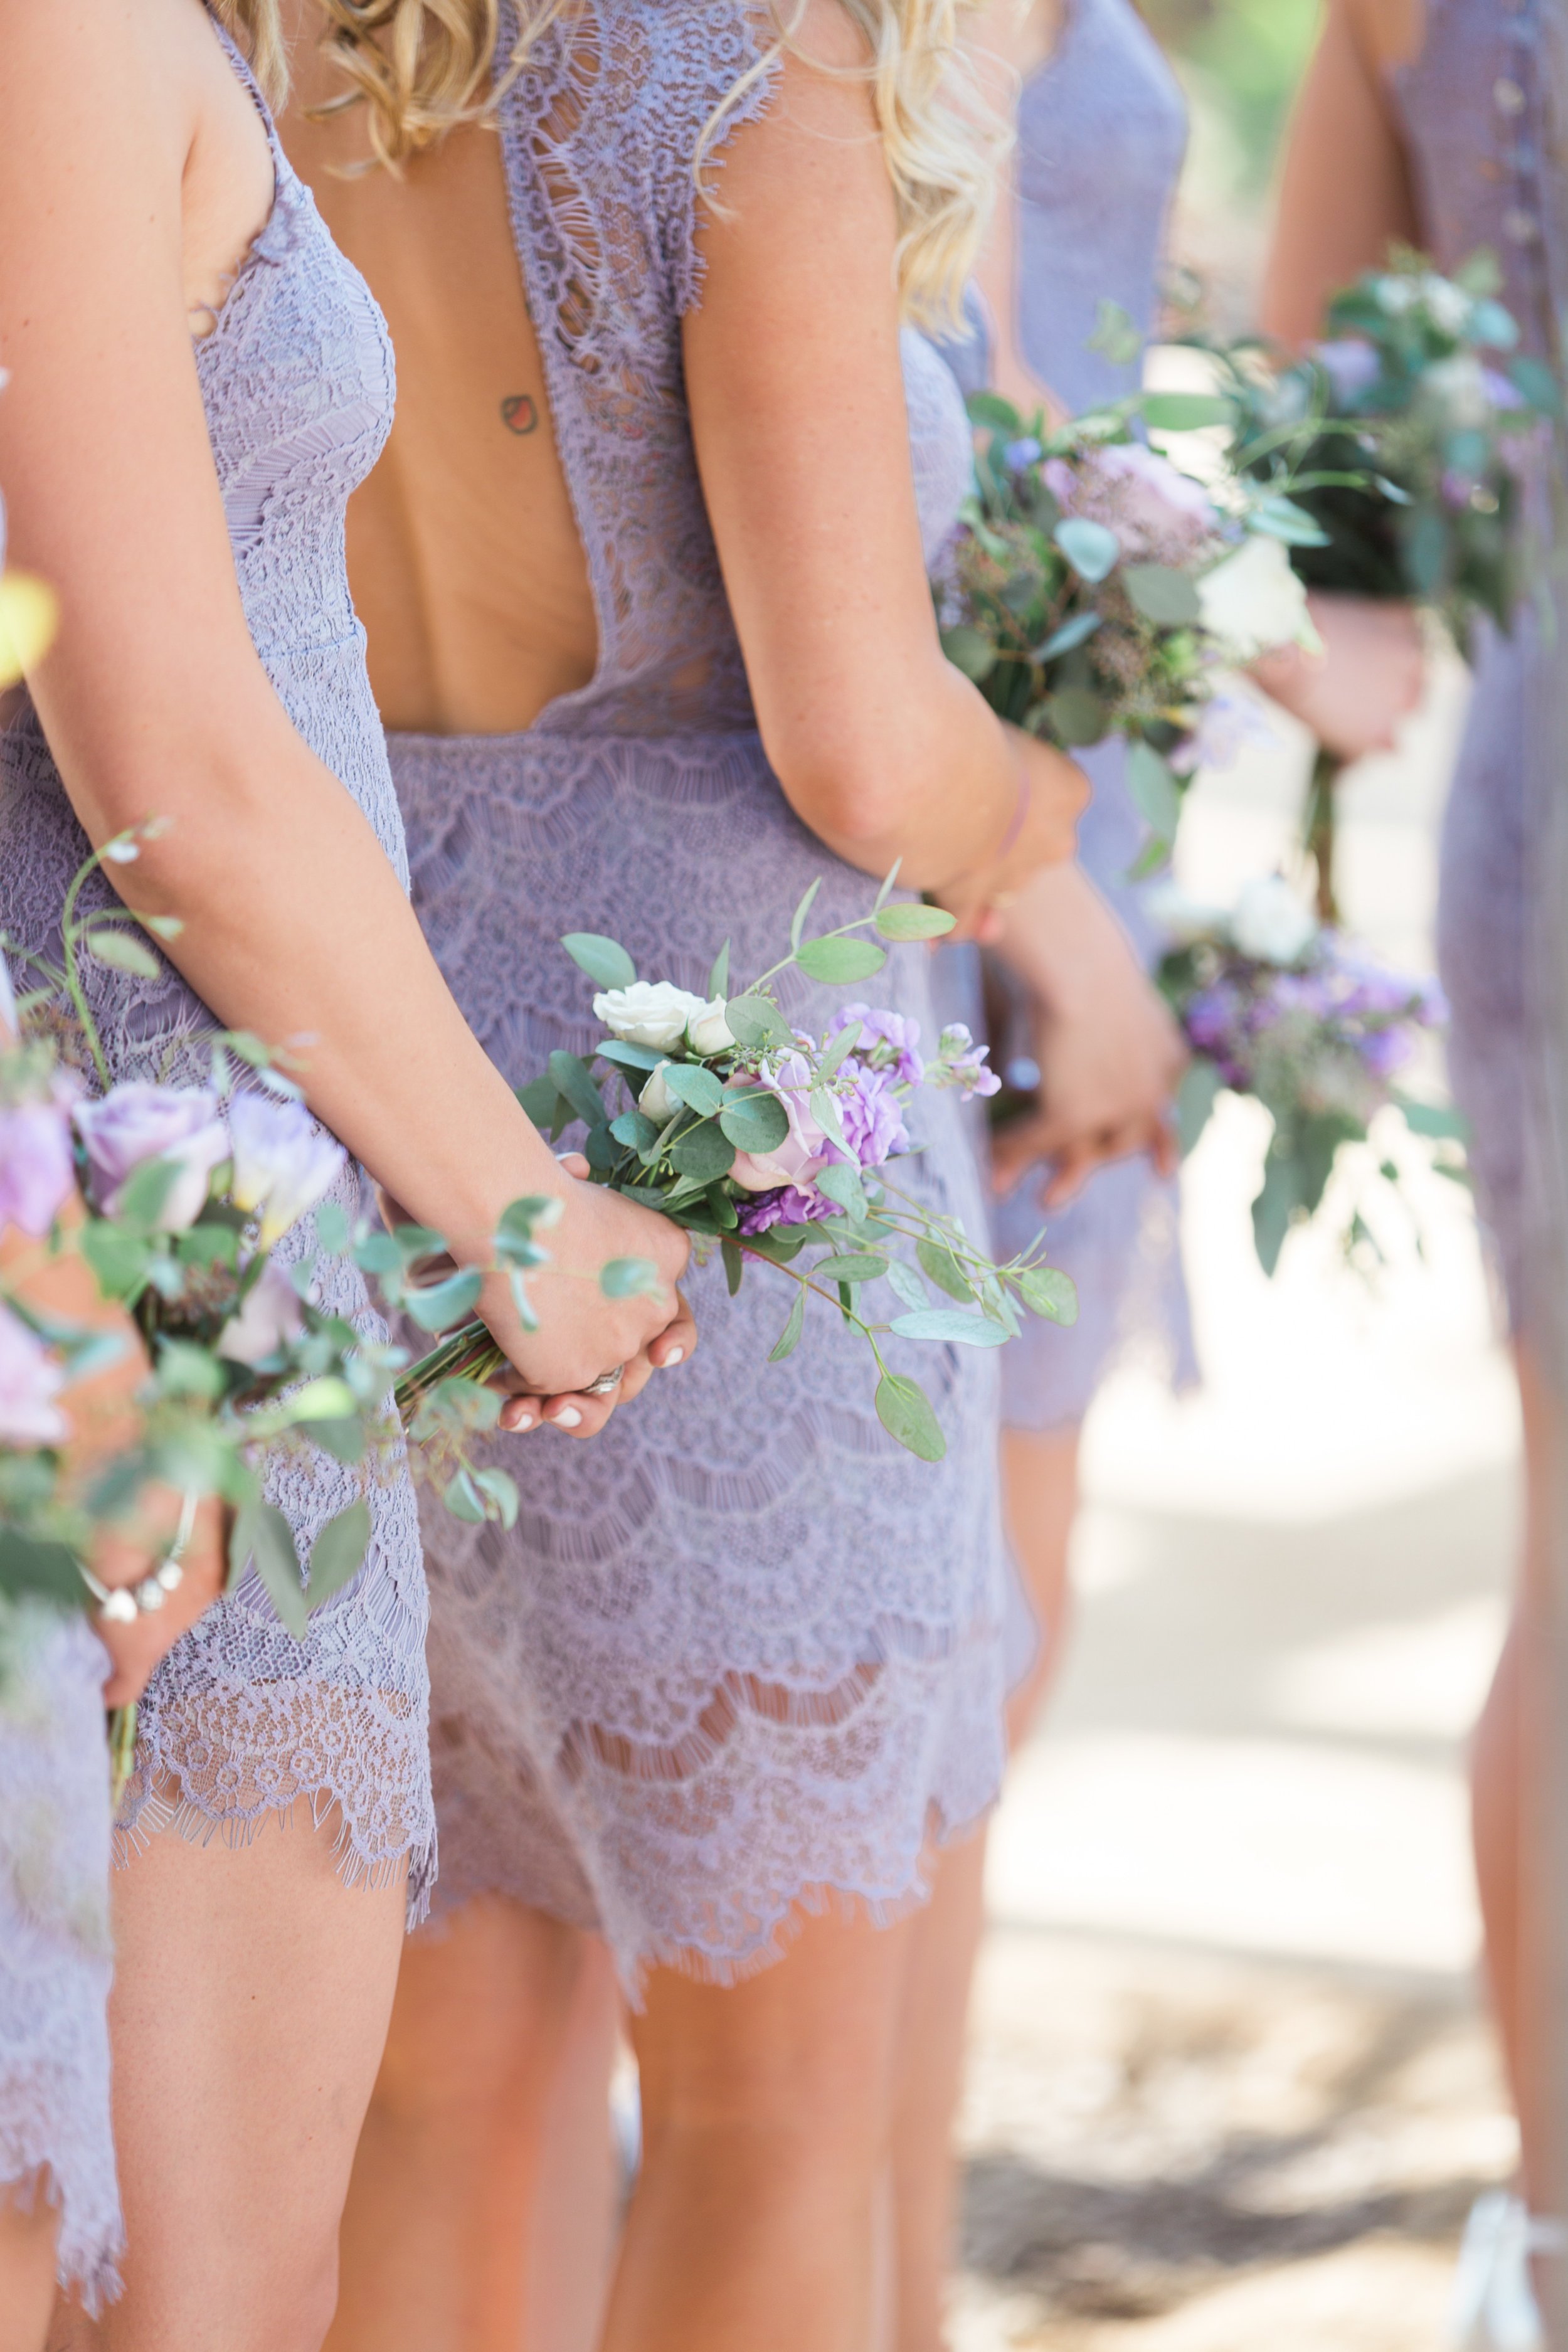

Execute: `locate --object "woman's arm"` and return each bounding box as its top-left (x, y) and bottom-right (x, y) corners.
top-left (1255, 0), bottom-right (1428, 757)
top-left (0, 0), bottom-right (689, 1411)
top-left (684, 0), bottom-right (1084, 914)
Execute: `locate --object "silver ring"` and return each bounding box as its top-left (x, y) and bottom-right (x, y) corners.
top-left (580, 1364), bottom-right (625, 1397)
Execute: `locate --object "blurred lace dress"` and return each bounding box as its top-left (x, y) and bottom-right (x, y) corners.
top-left (936, 0), bottom-right (1197, 1432)
top-left (385, 0), bottom-right (1010, 1991)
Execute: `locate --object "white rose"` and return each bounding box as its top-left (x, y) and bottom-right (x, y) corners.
top-left (1229, 875), bottom-right (1318, 967)
top-left (1421, 273), bottom-right (1473, 337)
top-left (1197, 535), bottom-right (1318, 662)
top-left (638, 1062), bottom-right (681, 1123)
top-left (686, 997), bottom-right (736, 1059)
top-left (1421, 352), bottom-right (1490, 428)
top-left (592, 980), bottom-right (709, 1051)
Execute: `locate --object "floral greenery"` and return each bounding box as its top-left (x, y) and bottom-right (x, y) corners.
top-left (1157, 875), bottom-right (1462, 1275)
top-left (397, 876), bottom-right (1079, 1465)
top-left (1205, 249), bottom-right (1559, 646)
top-left (935, 379), bottom-right (1315, 869)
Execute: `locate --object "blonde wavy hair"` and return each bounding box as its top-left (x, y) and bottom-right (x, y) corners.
top-left (220, 0), bottom-right (1004, 328)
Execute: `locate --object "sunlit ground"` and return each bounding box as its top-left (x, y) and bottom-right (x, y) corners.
top-left (951, 654), bottom-right (1518, 2346)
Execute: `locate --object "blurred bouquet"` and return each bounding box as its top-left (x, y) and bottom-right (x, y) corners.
top-left (1202, 250), bottom-right (1559, 915)
top-left (399, 879), bottom-right (1078, 1463)
top-left (936, 385), bottom-right (1317, 869)
top-left (1157, 875), bottom-right (1461, 1275)
top-left (0, 836), bottom-right (559, 1785)
top-left (1215, 251), bottom-right (1556, 642)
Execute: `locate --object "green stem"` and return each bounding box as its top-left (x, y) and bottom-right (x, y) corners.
top-left (1304, 744), bottom-right (1343, 925)
top-left (107, 1700), bottom-right (137, 1813)
top-left (59, 846), bottom-right (115, 1088)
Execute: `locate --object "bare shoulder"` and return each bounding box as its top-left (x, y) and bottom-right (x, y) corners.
top-left (750, 0), bottom-right (879, 140)
top-left (1340, 0), bottom-right (1427, 77)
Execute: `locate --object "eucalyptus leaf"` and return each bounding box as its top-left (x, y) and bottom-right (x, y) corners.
top-left (1138, 390), bottom-right (1234, 432)
top-left (663, 1062), bottom-right (724, 1118)
top-left (1123, 563), bottom-right (1202, 627)
top-left (352, 1231), bottom-right (400, 1276)
top-left (475, 1468), bottom-right (521, 1530)
top-left (314, 1202), bottom-right (350, 1254)
top-left (790, 877), bottom-right (822, 952)
top-left (888, 1308), bottom-right (1010, 1346)
top-left (561, 933), bottom-right (637, 990)
top-left (115, 1156), bottom-right (184, 1232)
top-left (874, 859), bottom-right (903, 911)
top-left (967, 391), bottom-right (1022, 433)
top-left (668, 1122), bottom-right (736, 1182)
top-left (86, 927), bottom-right (162, 980)
top-left (706, 1182), bottom-right (739, 1232)
top-left (246, 1502), bottom-right (308, 1640)
top-left (1017, 1266), bottom-right (1079, 1327)
top-left (1394, 1096), bottom-right (1470, 1143)
top-left (307, 1500), bottom-right (372, 1609)
top-left (722, 1239), bottom-right (744, 1297)
top-left (1053, 516), bottom-right (1120, 583)
top-left (611, 1108), bottom-right (662, 1152)
top-left (548, 1050), bottom-right (607, 1130)
top-left (583, 1123), bottom-right (620, 1172)
top-left (816, 1022), bottom-right (863, 1082)
top-left (916, 1239), bottom-right (973, 1302)
top-left (1125, 740), bottom-right (1182, 842)
top-left (1175, 1058), bottom-right (1224, 1157)
top-left (0, 1531), bottom-right (83, 1608)
top-left (516, 1072), bottom-right (566, 1129)
top-left (814, 1160), bottom-right (867, 1219)
top-left (1047, 687), bottom-right (1109, 747)
top-left (595, 1038), bottom-right (664, 1076)
top-left (718, 1089), bottom-right (790, 1153)
top-left (443, 1469), bottom-right (489, 1526)
top-left (724, 995), bottom-right (795, 1051)
top-left (795, 935), bottom-right (886, 985)
top-left (1036, 610), bottom-right (1103, 661)
top-left (78, 1221), bottom-right (149, 1301)
top-left (304, 1417), bottom-right (366, 1466)
top-left (809, 1085), bottom-right (849, 1156)
top-left (886, 1260), bottom-right (928, 1312)
top-left (708, 939), bottom-right (731, 1000)
top-left (600, 1256), bottom-right (665, 1301)
top-left (401, 1269), bottom-right (484, 1333)
top-left (873, 904), bottom-right (954, 941)
top-left (940, 625), bottom-right (998, 683)
top-left (812, 1251), bottom-right (889, 1284)
top-left (875, 1372), bottom-right (946, 1463)
top-left (769, 1287), bottom-right (806, 1361)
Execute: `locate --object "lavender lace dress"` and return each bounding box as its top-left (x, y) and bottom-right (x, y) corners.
top-left (386, 0), bottom-right (1007, 1990)
top-left (938, 0), bottom-right (1195, 1431)
top-left (1389, 0), bottom-right (1567, 1325)
top-left (0, 21), bottom-right (433, 1969)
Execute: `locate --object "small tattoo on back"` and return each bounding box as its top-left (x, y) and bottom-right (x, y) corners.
top-left (501, 393), bottom-right (539, 436)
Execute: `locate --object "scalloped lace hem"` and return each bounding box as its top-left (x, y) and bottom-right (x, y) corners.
top-left (0, 2154), bottom-right (124, 2316)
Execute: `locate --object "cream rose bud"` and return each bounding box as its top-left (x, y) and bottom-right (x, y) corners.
top-left (1229, 874), bottom-right (1318, 967)
top-left (1197, 535), bottom-right (1318, 664)
top-left (591, 980), bottom-right (709, 1051)
top-left (638, 1062), bottom-right (681, 1123)
top-left (686, 997), bottom-right (735, 1059)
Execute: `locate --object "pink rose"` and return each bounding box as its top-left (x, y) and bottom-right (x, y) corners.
top-left (728, 1054), bottom-right (832, 1195)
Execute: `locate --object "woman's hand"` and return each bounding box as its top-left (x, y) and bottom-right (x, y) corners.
top-left (987, 864), bottom-right (1186, 1206)
top-left (88, 1487), bottom-right (226, 1708)
top-left (1251, 595), bottom-right (1426, 764)
top-left (380, 1163), bottom-right (696, 1440)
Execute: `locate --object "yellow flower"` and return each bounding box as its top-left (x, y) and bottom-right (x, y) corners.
top-left (0, 570), bottom-right (58, 690)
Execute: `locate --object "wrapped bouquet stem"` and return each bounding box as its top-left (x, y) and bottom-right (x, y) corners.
top-left (397, 874), bottom-right (1079, 1463)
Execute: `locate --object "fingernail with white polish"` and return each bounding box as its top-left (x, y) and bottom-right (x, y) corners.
top-left (659, 1347), bottom-right (684, 1367)
top-left (553, 1406), bottom-right (583, 1428)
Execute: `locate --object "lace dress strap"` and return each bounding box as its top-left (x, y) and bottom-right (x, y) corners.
top-left (494, 0), bottom-right (781, 737)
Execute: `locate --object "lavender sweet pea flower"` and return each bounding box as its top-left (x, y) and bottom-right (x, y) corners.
top-left (935, 1022), bottom-right (1003, 1100)
top-left (1005, 435), bottom-right (1044, 470)
top-left (842, 1005), bottom-right (924, 1087)
top-left (1311, 336), bottom-right (1380, 404)
top-left (0, 1303), bottom-right (67, 1445)
top-left (74, 1083), bottom-right (230, 1231)
top-left (734, 1183), bottom-right (838, 1236)
top-left (0, 1099), bottom-right (75, 1236)
top-left (218, 1258), bottom-right (307, 1367)
top-left (729, 1053), bottom-right (832, 1195)
top-left (226, 1093), bottom-right (346, 1248)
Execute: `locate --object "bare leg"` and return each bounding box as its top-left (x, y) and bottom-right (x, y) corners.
top-left (59, 1809), bottom-right (407, 2352)
top-left (326, 1897), bottom-right (590, 2352)
top-left (888, 1422), bottom-right (1082, 2352)
top-left (1471, 1342), bottom-right (1557, 2215)
top-left (0, 2193), bottom-right (58, 2352)
top-left (525, 1939), bottom-right (622, 2352)
top-left (603, 1903), bottom-right (918, 2352)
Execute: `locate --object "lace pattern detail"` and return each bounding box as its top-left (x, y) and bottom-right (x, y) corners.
top-left (0, 1607), bottom-right (122, 2311)
top-left (0, 23), bottom-right (433, 1914)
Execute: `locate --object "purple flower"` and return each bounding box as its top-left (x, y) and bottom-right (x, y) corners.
top-left (0, 1303), bottom-right (67, 1445)
top-left (74, 1083), bottom-right (230, 1231)
top-left (834, 1063), bottom-right (909, 1170)
top-left (0, 1098), bottom-right (74, 1236)
top-left (1311, 337), bottom-right (1381, 403)
top-left (734, 1183), bottom-right (839, 1236)
top-left (218, 1258), bottom-right (307, 1367)
top-left (226, 1092), bottom-right (346, 1248)
top-left (1005, 435), bottom-right (1044, 470)
top-left (842, 1004), bottom-right (924, 1086)
top-left (933, 1022), bottom-right (1002, 1101)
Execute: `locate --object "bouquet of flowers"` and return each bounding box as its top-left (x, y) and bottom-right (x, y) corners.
top-left (398, 879), bottom-right (1079, 1463)
top-left (1156, 874), bottom-right (1461, 1275)
top-left (1202, 249), bottom-right (1558, 912)
top-left (1, 837), bottom-right (565, 1783)
top-left (936, 384), bottom-right (1318, 871)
